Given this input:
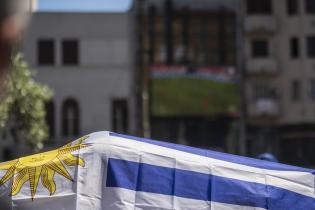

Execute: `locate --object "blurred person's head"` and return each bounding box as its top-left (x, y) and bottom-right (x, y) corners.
top-left (0, 0), bottom-right (30, 84)
top-left (257, 153), bottom-right (278, 163)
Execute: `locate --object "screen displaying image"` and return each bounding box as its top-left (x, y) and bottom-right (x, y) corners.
top-left (151, 65), bottom-right (239, 117)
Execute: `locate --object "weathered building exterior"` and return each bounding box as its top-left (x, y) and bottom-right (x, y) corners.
top-left (244, 0), bottom-right (315, 166)
top-left (0, 10), bottom-right (137, 160)
top-left (138, 0), bottom-right (239, 151)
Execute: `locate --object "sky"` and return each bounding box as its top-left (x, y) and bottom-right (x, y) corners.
top-left (38, 0), bottom-right (132, 12)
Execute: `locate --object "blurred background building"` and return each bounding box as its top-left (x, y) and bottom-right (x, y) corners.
top-left (243, 0), bottom-right (315, 167)
top-left (29, 0), bottom-right (38, 11)
top-left (136, 0), bottom-right (239, 151)
top-left (0, 9), bottom-right (137, 158)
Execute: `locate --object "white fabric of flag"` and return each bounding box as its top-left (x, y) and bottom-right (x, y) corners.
top-left (0, 131), bottom-right (314, 210)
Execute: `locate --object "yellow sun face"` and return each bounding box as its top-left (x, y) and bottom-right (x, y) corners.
top-left (0, 136), bottom-right (90, 200)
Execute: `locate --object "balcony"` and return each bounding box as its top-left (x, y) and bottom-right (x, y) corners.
top-left (248, 98), bottom-right (280, 118)
top-left (246, 59), bottom-right (278, 75)
top-left (245, 16), bottom-right (277, 34)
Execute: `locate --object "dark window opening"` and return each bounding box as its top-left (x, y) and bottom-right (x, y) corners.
top-left (252, 39), bottom-right (269, 58)
top-left (3, 148), bottom-right (12, 161)
top-left (62, 98), bottom-right (80, 137)
top-left (291, 80), bottom-right (301, 101)
top-left (62, 39), bottom-right (79, 65)
top-left (45, 100), bottom-right (55, 139)
top-left (307, 36), bottom-right (315, 57)
top-left (290, 37), bottom-right (299, 58)
top-left (181, 7), bottom-right (190, 64)
top-left (197, 17), bottom-right (209, 65)
top-left (310, 80), bottom-right (315, 100)
top-left (287, 0), bottom-right (298, 15)
top-left (280, 138), bottom-right (315, 167)
top-left (148, 5), bottom-right (157, 64)
top-left (218, 13), bottom-right (226, 65)
top-left (253, 84), bottom-right (276, 100)
top-left (112, 99), bottom-right (129, 134)
top-left (246, 0), bottom-right (272, 15)
top-left (38, 39), bottom-right (55, 66)
top-left (306, 0), bottom-right (315, 14)
top-left (164, 0), bottom-right (174, 65)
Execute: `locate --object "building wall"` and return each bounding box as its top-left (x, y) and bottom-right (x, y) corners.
top-left (140, 0), bottom-right (238, 150)
top-left (276, 0), bottom-right (315, 124)
top-left (7, 12), bottom-right (137, 155)
top-left (245, 0), bottom-right (315, 124)
top-left (244, 0), bottom-right (315, 166)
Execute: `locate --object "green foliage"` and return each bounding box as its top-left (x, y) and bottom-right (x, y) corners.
top-left (0, 54), bottom-right (53, 151)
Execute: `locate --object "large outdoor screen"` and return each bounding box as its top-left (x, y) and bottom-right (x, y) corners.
top-left (151, 65), bottom-right (239, 117)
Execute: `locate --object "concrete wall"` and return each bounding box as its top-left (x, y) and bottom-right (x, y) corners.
top-left (20, 12), bottom-right (136, 148)
top-left (245, 0), bottom-right (315, 125)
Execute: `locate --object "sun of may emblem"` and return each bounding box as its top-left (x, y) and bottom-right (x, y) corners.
top-left (0, 136), bottom-right (90, 200)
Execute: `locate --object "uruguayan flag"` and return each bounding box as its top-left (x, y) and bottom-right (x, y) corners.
top-left (0, 131), bottom-right (314, 209)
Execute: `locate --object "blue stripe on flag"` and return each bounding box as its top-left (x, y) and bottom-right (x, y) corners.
top-left (109, 132), bottom-right (314, 173)
top-left (106, 158), bottom-right (315, 209)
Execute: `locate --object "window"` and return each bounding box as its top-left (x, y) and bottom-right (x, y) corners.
top-left (246, 0), bottom-right (272, 15)
top-left (311, 80), bottom-right (315, 100)
top-left (112, 99), bottom-right (129, 133)
top-left (252, 83), bottom-right (276, 100)
top-left (148, 5), bottom-right (157, 64)
top-left (218, 14), bottom-right (226, 65)
top-left (181, 7), bottom-right (190, 64)
top-left (291, 80), bottom-right (301, 101)
top-left (251, 40), bottom-right (269, 58)
top-left (306, 0), bottom-right (315, 14)
top-left (45, 101), bottom-right (55, 139)
top-left (290, 37), bottom-right (299, 58)
top-left (281, 138), bottom-right (315, 166)
top-left (3, 148), bottom-right (12, 161)
top-left (62, 40), bottom-right (79, 65)
top-left (164, 0), bottom-right (174, 65)
top-left (62, 98), bottom-right (80, 137)
top-left (307, 36), bottom-right (315, 57)
top-left (38, 39), bottom-right (55, 66)
top-left (287, 0), bottom-right (298, 15)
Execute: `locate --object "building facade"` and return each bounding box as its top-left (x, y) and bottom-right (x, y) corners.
top-left (244, 0), bottom-right (315, 166)
top-left (138, 0), bottom-right (239, 151)
top-left (0, 11), bottom-right (137, 160)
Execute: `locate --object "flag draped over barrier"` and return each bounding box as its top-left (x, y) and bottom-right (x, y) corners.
top-left (0, 131), bottom-right (314, 209)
